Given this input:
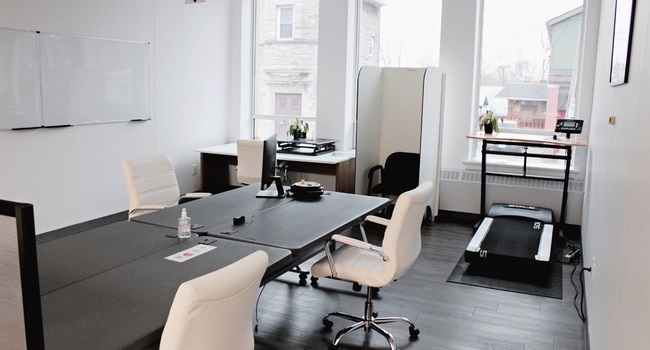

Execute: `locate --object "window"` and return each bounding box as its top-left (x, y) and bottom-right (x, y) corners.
top-left (472, 0), bottom-right (585, 169)
top-left (358, 0), bottom-right (442, 68)
top-left (253, 0), bottom-right (319, 140)
top-left (477, 0), bottom-right (584, 133)
top-left (277, 6), bottom-right (294, 40)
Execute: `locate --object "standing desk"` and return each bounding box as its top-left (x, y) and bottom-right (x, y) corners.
top-left (467, 132), bottom-right (587, 225)
top-left (38, 221), bottom-right (292, 350)
top-left (196, 143), bottom-right (356, 193)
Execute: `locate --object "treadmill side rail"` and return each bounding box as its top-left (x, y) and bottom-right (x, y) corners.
top-left (466, 218), bottom-right (493, 253)
top-left (534, 224), bottom-right (554, 261)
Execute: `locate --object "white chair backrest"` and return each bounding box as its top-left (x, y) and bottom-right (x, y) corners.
top-left (236, 139), bottom-right (265, 185)
top-left (381, 181), bottom-right (434, 280)
top-left (159, 250), bottom-right (269, 350)
top-left (121, 155), bottom-right (180, 218)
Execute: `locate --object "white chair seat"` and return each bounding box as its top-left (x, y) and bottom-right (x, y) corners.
top-left (311, 245), bottom-right (387, 287)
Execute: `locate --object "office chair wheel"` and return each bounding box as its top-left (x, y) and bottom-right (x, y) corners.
top-left (372, 312), bottom-right (378, 318)
top-left (371, 287), bottom-right (380, 298)
top-left (323, 318), bottom-right (334, 329)
top-left (310, 276), bottom-right (319, 286)
top-left (352, 282), bottom-right (362, 292)
top-left (409, 325), bottom-right (420, 338)
top-left (328, 345), bottom-right (339, 350)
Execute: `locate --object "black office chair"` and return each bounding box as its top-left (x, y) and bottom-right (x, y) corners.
top-left (367, 152), bottom-right (420, 198)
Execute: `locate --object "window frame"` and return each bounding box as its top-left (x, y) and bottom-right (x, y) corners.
top-left (277, 5), bottom-right (294, 41)
top-left (469, 0), bottom-right (588, 174)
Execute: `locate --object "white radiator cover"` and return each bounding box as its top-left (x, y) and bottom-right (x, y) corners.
top-left (439, 168), bottom-right (585, 225)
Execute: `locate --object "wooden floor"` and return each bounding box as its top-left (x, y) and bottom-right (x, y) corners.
top-left (252, 221), bottom-right (586, 350)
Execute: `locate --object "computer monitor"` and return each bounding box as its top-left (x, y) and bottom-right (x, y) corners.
top-left (256, 134), bottom-right (285, 198)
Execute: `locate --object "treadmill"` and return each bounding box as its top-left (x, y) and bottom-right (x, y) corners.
top-left (465, 120), bottom-right (585, 268)
top-left (465, 203), bottom-right (554, 266)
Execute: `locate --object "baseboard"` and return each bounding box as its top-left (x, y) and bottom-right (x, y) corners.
top-left (435, 210), bottom-right (481, 225)
top-left (36, 211), bottom-right (128, 244)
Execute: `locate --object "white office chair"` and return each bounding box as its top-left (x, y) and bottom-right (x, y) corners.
top-left (236, 139), bottom-right (264, 185)
top-left (122, 154), bottom-right (211, 219)
top-left (159, 250), bottom-right (269, 350)
top-left (311, 181), bottom-right (434, 350)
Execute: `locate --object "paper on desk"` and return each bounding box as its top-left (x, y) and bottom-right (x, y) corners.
top-left (165, 244), bottom-right (216, 263)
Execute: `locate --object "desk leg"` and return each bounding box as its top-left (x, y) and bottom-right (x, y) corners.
top-left (480, 140), bottom-right (487, 216)
top-left (560, 146), bottom-right (572, 225)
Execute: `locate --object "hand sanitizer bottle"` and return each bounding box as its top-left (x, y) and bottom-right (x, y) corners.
top-left (177, 208), bottom-right (191, 239)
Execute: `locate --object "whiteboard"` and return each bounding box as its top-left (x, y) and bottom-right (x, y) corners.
top-left (0, 28), bottom-right (41, 129)
top-left (39, 33), bottom-right (149, 126)
top-left (0, 28), bottom-right (149, 130)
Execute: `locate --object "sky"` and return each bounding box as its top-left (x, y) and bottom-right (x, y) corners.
top-left (378, 0), bottom-right (442, 67)
top-left (482, 0), bottom-right (584, 67)
top-left (376, 0), bottom-right (583, 68)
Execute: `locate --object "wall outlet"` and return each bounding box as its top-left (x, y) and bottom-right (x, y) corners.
top-left (192, 164), bottom-right (197, 176)
top-left (591, 256), bottom-right (596, 281)
top-left (609, 116), bottom-right (616, 125)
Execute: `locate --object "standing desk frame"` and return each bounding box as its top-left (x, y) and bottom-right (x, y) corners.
top-left (468, 132), bottom-right (587, 226)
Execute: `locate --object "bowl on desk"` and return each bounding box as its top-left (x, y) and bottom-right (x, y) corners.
top-left (290, 181), bottom-right (324, 199)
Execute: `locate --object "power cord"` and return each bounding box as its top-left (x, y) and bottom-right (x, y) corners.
top-left (570, 260), bottom-right (588, 322)
top-left (556, 233), bottom-right (587, 321)
top-left (254, 284), bottom-right (267, 332)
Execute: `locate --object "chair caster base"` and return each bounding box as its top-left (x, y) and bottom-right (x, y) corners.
top-left (323, 318), bottom-right (334, 329)
top-left (409, 325), bottom-right (420, 338)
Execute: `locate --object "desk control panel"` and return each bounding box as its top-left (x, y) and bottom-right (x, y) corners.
top-left (555, 119), bottom-right (584, 135)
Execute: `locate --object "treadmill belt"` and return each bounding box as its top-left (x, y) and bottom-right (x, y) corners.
top-left (481, 217), bottom-right (542, 259)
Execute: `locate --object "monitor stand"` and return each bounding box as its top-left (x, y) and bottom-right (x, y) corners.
top-left (256, 176), bottom-right (286, 198)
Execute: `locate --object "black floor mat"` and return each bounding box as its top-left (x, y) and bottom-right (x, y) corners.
top-left (446, 253), bottom-right (563, 299)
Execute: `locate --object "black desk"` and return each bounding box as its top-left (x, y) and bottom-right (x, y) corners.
top-left (38, 221), bottom-right (183, 294)
top-left (39, 188), bottom-right (387, 350)
top-left (131, 185), bottom-right (285, 233)
top-left (39, 223), bottom-right (292, 350)
top-left (132, 185), bottom-right (390, 259)
top-left (206, 191), bottom-right (389, 258)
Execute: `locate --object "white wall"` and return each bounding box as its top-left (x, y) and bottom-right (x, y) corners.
top-left (0, 0), bottom-right (231, 233)
top-left (582, 0), bottom-right (650, 348)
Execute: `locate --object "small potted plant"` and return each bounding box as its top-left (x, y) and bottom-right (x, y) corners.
top-left (288, 117), bottom-right (309, 139)
top-left (479, 109), bottom-right (503, 134)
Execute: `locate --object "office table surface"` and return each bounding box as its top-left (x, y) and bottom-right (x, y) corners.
top-left (131, 185), bottom-right (390, 257)
top-left (40, 233), bottom-right (292, 350)
top-left (131, 184), bottom-right (284, 233)
top-left (205, 191), bottom-right (390, 257)
top-left (37, 220), bottom-right (184, 295)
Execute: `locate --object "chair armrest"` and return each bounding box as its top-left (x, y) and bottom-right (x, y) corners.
top-left (134, 205), bottom-right (167, 211)
top-left (182, 192), bottom-right (211, 199)
top-left (129, 205), bottom-right (167, 217)
top-left (324, 234), bottom-right (387, 278)
top-left (366, 165), bottom-right (383, 195)
top-left (364, 215), bottom-right (390, 227)
top-left (331, 234), bottom-right (388, 261)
